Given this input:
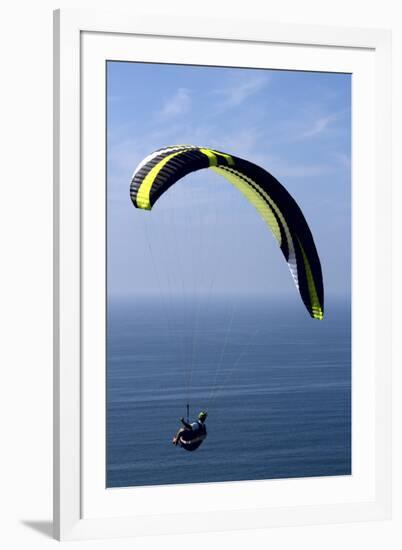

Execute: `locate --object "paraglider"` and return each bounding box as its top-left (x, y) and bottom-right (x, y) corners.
top-left (173, 410), bottom-right (208, 452)
top-left (129, 145), bottom-right (324, 451)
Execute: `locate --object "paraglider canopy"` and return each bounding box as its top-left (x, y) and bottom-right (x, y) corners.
top-left (130, 145), bottom-right (324, 320)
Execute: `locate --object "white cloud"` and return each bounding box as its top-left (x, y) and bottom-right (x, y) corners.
top-left (212, 73), bottom-right (269, 111)
top-left (158, 88), bottom-right (191, 119)
top-left (299, 113), bottom-right (338, 139)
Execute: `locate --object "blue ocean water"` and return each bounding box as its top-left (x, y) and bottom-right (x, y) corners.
top-left (106, 297), bottom-right (351, 488)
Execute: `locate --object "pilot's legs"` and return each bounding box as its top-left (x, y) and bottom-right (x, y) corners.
top-left (172, 428), bottom-right (185, 446)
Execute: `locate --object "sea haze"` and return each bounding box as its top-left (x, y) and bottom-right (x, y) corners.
top-left (106, 296), bottom-right (351, 488)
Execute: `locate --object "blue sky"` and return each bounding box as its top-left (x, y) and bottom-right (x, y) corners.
top-left (107, 62), bottom-right (351, 303)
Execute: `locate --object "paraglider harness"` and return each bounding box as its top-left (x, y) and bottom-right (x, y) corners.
top-left (173, 407), bottom-right (207, 452)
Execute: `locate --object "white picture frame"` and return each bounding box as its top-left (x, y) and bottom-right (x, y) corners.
top-left (53, 8), bottom-right (392, 541)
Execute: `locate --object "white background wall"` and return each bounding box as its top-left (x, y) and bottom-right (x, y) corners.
top-left (0, 1), bottom-right (401, 548)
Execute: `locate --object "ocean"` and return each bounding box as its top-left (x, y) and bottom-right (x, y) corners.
top-left (106, 296), bottom-right (351, 488)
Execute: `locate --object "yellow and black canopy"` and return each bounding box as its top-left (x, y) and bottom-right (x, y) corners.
top-left (130, 145), bottom-right (324, 320)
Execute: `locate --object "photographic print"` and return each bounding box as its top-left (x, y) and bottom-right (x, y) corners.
top-left (106, 61), bottom-right (351, 488)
